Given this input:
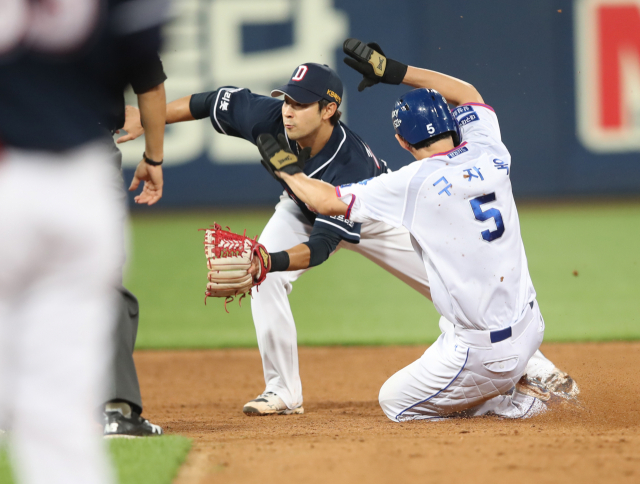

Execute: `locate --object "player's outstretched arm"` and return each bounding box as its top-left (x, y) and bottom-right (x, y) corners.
top-left (401, 67), bottom-right (483, 106)
top-left (343, 38), bottom-right (482, 106)
top-left (278, 172), bottom-right (348, 217)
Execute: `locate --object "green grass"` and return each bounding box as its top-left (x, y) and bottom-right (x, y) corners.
top-left (0, 436), bottom-right (191, 484)
top-left (127, 202), bottom-right (640, 349)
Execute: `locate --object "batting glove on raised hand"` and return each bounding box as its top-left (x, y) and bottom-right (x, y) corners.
top-left (343, 38), bottom-right (408, 92)
top-left (257, 133), bottom-right (311, 178)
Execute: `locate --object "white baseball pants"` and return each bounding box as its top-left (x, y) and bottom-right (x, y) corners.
top-left (379, 301), bottom-right (545, 421)
top-left (0, 144), bottom-right (123, 484)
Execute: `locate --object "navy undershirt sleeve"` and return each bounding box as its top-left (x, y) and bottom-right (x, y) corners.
top-left (303, 226), bottom-right (343, 268)
top-left (189, 91), bottom-right (216, 120)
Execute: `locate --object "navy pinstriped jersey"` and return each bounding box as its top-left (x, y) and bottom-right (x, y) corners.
top-left (190, 88), bottom-right (387, 243)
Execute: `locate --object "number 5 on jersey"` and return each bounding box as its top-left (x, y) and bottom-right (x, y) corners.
top-left (470, 193), bottom-right (505, 242)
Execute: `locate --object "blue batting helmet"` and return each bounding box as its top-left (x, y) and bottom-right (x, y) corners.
top-left (392, 88), bottom-right (460, 146)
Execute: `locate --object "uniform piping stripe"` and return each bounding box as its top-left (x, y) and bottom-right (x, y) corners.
top-left (345, 194), bottom-right (356, 219)
top-left (395, 348), bottom-right (470, 421)
top-left (314, 218), bottom-right (360, 238)
top-left (519, 396), bottom-right (539, 419)
top-left (460, 102), bottom-right (495, 112)
top-left (308, 125), bottom-right (347, 178)
top-left (335, 186), bottom-right (342, 197)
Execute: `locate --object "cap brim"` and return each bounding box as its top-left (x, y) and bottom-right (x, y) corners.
top-left (271, 85), bottom-right (323, 104)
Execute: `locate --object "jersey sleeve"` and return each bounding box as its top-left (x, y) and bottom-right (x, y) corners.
top-left (189, 88), bottom-right (283, 144)
top-left (335, 162), bottom-right (420, 228)
top-left (452, 103), bottom-right (502, 146)
top-left (313, 214), bottom-right (362, 243)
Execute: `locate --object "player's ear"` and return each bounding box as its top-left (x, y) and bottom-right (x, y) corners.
top-left (321, 102), bottom-right (337, 121)
top-left (395, 134), bottom-right (411, 152)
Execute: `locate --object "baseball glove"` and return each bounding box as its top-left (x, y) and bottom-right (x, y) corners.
top-left (201, 223), bottom-right (271, 311)
top-left (343, 38), bottom-right (408, 92)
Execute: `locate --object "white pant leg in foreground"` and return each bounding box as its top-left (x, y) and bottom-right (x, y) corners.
top-left (0, 144), bottom-right (123, 484)
top-left (250, 198), bottom-right (313, 410)
top-left (379, 303), bottom-right (546, 422)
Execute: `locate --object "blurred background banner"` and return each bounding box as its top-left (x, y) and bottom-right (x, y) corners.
top-left (120, 0), bottom-right (640, 207)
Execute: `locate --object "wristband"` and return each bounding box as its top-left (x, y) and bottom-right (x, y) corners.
top-left (143, 152), bottom-right (163, 166)
top-left (383, 58), bottom-right (408, 85)
top-left (269, 251), bottom-right (290, 272)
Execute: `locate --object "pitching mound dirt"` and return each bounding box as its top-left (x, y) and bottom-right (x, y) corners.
top-left (134, 343), bottom-right (640, 484)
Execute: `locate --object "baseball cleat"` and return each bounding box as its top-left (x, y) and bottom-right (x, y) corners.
top-left (103, 403), bottom-right (163, 438)
top-left (516, 375), bottom-right (553, 402)
top-left (515, 376), bottom-right (573, 407)
top-left (243, 392), bottom-right (304, 416)
top-left (538, 369), bottom-right (580, 398)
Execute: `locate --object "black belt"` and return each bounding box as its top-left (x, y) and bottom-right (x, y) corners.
top-left (489, 301), bottom-right (534, 343)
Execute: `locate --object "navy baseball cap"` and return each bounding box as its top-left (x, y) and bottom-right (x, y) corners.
top-left (271, 63), bottom-right (343, 106)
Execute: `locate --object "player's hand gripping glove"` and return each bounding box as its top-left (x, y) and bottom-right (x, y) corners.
top-left (343, 38), bottom-right (408, 92)
top-left (201, 223), bottom-right (271, 312)
top-left (257, 133), bottom-right (311, 179)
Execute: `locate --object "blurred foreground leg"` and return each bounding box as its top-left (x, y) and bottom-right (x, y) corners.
top-left (0, 144), bottom-right (123, 484)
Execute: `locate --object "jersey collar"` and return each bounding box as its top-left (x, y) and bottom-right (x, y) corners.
top-left (430, 141), bottom-right (468, 158)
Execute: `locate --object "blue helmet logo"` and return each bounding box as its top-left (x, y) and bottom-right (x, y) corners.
top-left (392, 88), bottom-right (461, 146)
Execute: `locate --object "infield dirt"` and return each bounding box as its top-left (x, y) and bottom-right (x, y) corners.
top-left (135, 343), bottom-right (640, 484)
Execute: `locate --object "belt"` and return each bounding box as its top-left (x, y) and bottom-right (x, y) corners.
top-left (454, 301), bottom-right (535, 348)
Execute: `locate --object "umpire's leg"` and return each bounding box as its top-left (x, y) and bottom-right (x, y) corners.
top-left (105, 287), bottom-right (143, 413)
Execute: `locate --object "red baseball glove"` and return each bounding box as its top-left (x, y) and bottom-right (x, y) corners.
top-left (201, 223), bottom-right (271, 311)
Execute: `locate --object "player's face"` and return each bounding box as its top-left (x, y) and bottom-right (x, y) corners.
top-left (281, 96), bottom-right (323, 140)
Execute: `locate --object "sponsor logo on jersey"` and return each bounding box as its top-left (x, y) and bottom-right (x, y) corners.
top-left (457, 113), bottom-right (478, 127)
top-left (330, 214), bottom-right (355, 228)
top-left (326, 89), bottom-right (342, 104)
top-left (453, 105), bottom-right (479, 127)
top-left (219, 90), bottom-right (233, 112)
top-left (447, 146), bottom-right (469, 159)
top-left (452, 105), bottom-right (474, 117)
top-left (576, 0), bottom-right (640, 152)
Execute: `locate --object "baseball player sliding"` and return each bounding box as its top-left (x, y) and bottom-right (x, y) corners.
top-left (255, 39), bottom-right (559, 420)
top-left (122, 43), bottom-right (577, 416)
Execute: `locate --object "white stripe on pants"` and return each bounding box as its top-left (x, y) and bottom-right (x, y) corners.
top-left (0, 144), bottom-right (123, 484)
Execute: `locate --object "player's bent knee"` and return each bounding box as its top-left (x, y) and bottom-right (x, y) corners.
top-left (378, 378), bottom-right (403, 422)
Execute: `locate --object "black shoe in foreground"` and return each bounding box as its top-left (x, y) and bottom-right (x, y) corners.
top-left (103, 404), bottom-right (163, 438)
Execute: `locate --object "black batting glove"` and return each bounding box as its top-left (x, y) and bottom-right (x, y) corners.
top-left (257, 133), bottom-right (311, 176)
top-left (343, 38), bottom-right (408, 92)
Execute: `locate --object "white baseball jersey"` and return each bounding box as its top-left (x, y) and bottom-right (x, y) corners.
top-left (336, 103), bottom-right (535, 332)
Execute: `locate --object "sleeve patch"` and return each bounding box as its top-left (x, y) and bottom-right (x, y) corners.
top-left (457, 113), bottom-right (479, 127)
top-left (452, 105), bottom-right (474, 118)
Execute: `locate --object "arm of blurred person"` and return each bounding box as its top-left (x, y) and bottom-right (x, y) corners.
top-left (117, 95), bottom-right (195, 144)
top-left (128, 82), bottom-right (166, 205)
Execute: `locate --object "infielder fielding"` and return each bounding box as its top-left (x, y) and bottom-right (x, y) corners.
top-left (123, 51), bottom-right (577, 416)
top-left (257, 41), bottom-right (554, 420)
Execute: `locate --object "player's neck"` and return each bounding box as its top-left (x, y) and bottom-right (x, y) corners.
top-left (296, 121), bottom-right (334, 157)
top-left (413, 138), bottom-right (456, 160)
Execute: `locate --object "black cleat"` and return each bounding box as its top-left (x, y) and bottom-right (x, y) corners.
top-left (103, 407), bottom-right (163, 438)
